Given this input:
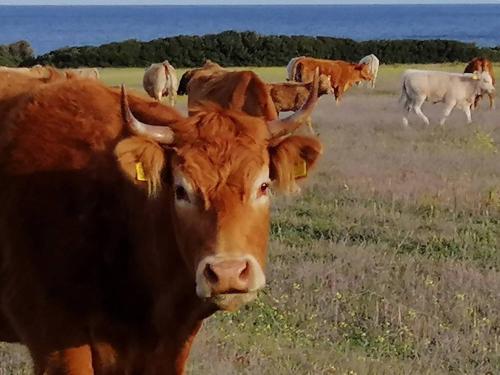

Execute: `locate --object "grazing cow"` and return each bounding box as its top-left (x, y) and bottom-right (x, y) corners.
top-left (286, 56), bottom-right (305, 81)
top-left (400, 69), bottom-right (495, 126)
top-left (177, 59), bottom-right (223, 96)
top-left (0, 69), bottom-right (322, 374)
top-left (359, 54), bottom-right (380, 89)
top-left (294, 57), bottom-right (373, 102)
top-left (68, 67), bottom-right (100, 80)
top-left (143, 60), bottom-right (178, 106)
top-left (0, 65), bottom-right (100, 81)
top-left (464, 57), bottom-right (496, 110)
top-left (268, 72), bottom-right (333, 133)
top-left (179, 61), bottom-right (281, 121)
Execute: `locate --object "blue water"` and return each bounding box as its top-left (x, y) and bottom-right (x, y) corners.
top-left (0, 5), bottom-right (499, 55)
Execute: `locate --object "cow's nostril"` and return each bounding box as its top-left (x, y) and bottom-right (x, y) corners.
top-left (239, 261), bottom-right (250, 281)
top-left (204, 264), bottom-right (219, 284)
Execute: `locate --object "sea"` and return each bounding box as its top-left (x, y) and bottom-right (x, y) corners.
top-left (0, 4), bottom-right (499, 56)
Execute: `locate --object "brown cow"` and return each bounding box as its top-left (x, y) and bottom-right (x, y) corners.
top-left (0, 69), bottom-right (322, 374)
top-left (177, 59), bottom-right (223, 96)
top-left (464, 57), bottom-right (496, 110)
top-left (294, 57), bottom-right (373, 102)
top-left (177, 61), bottom-right (279, 121)
top-left (268, 73), bottom-right (333, 134)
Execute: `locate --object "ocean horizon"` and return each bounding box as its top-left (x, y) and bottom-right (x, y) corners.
top-left (0, 4), bottom-right (499, 55)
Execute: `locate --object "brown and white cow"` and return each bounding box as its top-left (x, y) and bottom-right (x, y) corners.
top-left (293, 57), bottom-right (373, 102)
top-left (464, 57), bottom-right (496, 110)
top-left (0, 69), bottom-right (322, 374)
top-left (268, 72), bottom-right (333, 134)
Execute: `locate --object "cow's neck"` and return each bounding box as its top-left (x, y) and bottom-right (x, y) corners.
top-left (126, 191), bottom-right (216, 373)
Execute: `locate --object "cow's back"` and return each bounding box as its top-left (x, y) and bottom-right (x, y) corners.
top-left (189, 70), bottom-right (278, 121)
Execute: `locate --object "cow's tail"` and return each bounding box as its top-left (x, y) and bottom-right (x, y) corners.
top-left (399, 77), bottom-right (411, 112)
top-left (293, 62), bottom-right (303, 82)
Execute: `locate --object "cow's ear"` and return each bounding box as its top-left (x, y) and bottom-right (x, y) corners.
top-left (114, 136), bottom-right (166, 197)
top-left (269, 135), bottom-right (322, 194)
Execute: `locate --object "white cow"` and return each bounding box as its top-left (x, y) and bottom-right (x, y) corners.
top-left (286, 56), bottom-right (304, 81)
top-left (143, 60), bottom-right (178, 106)
top-left (400, 69), bottom-right (495, 126)
top-left (359, 54), bottom-right (379, 88)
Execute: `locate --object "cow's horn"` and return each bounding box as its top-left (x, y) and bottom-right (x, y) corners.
top-left (121, 85), bottom-right (174, 144)
top-left (268, 67), bottom-right (319, 139)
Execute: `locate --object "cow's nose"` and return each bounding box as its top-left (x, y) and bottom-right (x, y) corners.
top-left (203, 259), bottom-right (250, 295)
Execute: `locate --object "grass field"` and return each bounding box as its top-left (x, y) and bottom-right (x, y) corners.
top-left (1, 64), bottom-right (500, 374)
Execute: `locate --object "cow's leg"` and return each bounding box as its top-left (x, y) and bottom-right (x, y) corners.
top-left (169, 89), bottom-right (177, 107)
top-left (488, 93), bottom-right (495, 110)
top-left (474, 94), bottom-right (481, 110)
top-left (439, 101), bottom-right (456, 126)
top-left (463, 104), bottom-right (472, 124)
top-left (34, 345), bottom-right (94, 375)
top-left (413, 97), bottom-right (430, 126)
top-left (333, 87), bottom-right (340, 104)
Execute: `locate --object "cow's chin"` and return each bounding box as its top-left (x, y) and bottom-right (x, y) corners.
top-left (208, 292), bottom-right (258, 312)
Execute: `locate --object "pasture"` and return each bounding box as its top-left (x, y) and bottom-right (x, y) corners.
top-left (1, 63), bottom-right (500, 374)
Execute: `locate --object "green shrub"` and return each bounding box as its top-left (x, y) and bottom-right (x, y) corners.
top-left (29, 31), bottom-right (500, 68)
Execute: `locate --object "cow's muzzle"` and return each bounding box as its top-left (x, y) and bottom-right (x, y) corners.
top-left (196, 255), bottom-right (265, 311)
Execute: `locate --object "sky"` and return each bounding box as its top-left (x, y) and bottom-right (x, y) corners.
top-left (1, 0), bottom-right (499, 4)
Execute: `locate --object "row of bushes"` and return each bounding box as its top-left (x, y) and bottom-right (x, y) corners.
top-left (0, 41), bottom-right (34, 67)
top-left (17, 31), bottom-right (500, 68)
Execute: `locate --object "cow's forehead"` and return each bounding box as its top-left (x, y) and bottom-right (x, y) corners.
top-left (171, 110), bottom-right (271, 195)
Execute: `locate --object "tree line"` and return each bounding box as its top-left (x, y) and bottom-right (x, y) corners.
top-left (4, 31), bottom-right (500, 68)
top-left (0, 41), bottom-right (34, 67)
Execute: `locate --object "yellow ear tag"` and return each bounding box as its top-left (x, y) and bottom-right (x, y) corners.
top-left (135, 162), bottom-right (148, 182)
top-left (293, 159), bottom-right (307, 178)
top-left (472, 73), bottom-right (479, 80)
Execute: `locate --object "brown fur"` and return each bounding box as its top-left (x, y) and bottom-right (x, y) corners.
top-left (464, 57), bottom-right (496, 109)
top-left (0, 74), bottom-right (321, 374)
top-left (268, 74), bottom-right (333, 113)
top-left (179, 61), bottom-right (279, 121)
top-left (294, 57), bottom-right (373, 102)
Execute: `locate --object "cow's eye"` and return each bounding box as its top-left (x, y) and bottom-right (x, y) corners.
top-left (175, 185), bottom-right (190, 202)
top-left (258, 182), bottom-right (270, 197)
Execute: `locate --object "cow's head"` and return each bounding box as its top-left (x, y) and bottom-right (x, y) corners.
top-left (177, 61), bottom-right (223, 96)
top-left (355, 63), bottom-right (374, 82)
top-left (473, 71), bottom-right (496, 95)
top-left (115, 74), bottom-right (322, 311)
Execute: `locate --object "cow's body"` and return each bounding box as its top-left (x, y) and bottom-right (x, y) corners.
top-left (358, 54), bottom-right (380, 89)
top-left (179, 62), bottom-right (279, 121)
top-left (268, 74), bottom-right (333, 133)
top-left (68, 67), bottom-right (100, 80)
top-left (464, 57), bottom-right (496, 110)
top-left (0, 70), bottom-right (321, 374)
top-left (143, 60), bottom-right (178, 106)
top-left (177, 60), bottom-right (223, 96)
top-left (400, 69), bottom-right (495, 126)
top-left (0, 66), bottom-right (99, 80)
top-left (294, 57), bottom-right (373, 102)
